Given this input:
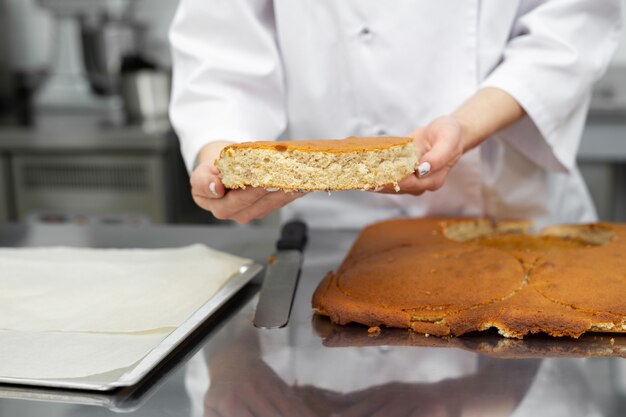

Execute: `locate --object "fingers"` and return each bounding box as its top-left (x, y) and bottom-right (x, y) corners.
top-left (194, 185), bottom-right (307, 224)
top-left (373, 167), bottom-right (449, 195)
top-left (416, 117), bottom-right (463, 173)
top-left (230, 191), bottom-right (307, 224)
top-left (204, 408), bottom-right (222, 417)
top-left (408, 168), bottom-right (448, 192)
top-left (239, 384), bottom-right (278, 417)
top-left (191, 141), bottom-right (234, 203)
top-left (266, 387), bottom-right (318, 417)
top-left (190, 145), bottom-right (307, 222)
top-left (205, 384), bottom-right (279, 417)
top-left (209, 188), bottom-right (269, 220)
top-left (378, 116), bottom-right (465, 197)
top-left (204, 390), bottom-right (255, 417)
top-left (341, 395), bottom-right (387, 417)
top-left (408, 403), bottom-right (450, 417)
top-left (371, 400), bottom-right (412, 417)
top-left (190, 165), bottom-right (226, 203)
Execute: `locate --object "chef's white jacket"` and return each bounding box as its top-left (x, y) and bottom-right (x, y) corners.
top-left (169, 0), bottom-right (622, 228)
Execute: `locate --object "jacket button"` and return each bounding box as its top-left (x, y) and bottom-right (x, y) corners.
top-left (359, 27), bottom-right (373, 40)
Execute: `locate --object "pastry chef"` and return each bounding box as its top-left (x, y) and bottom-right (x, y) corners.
top-left (170, 0), bottom-right (622, 229)
top-left (170, 1), bottom-right (622, 416)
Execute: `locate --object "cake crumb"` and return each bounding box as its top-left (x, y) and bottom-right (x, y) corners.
top-left (611, 338), bottom-right (615, 345)
top-left (368, 326), bottom-right (382, 337)
top-left (424, 333), bottom-right (430, 337)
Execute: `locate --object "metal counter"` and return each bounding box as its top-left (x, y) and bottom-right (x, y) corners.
top-left (1, 223), bottom-right (626, 417)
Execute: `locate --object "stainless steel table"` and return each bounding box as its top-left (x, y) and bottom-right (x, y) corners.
top-left (1, 223), bottom-right (625, 417)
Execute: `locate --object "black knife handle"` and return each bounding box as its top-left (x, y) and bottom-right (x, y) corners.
top-left (277, 220), bottom-right (308, 252)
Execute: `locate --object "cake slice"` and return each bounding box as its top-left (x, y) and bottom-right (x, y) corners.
top-left (216, 137), bottom-right (418, 191)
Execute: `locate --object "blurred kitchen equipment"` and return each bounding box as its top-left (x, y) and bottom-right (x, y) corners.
top-left (0, 3), bottom-right (12, 118)
top-left (590, 66), bottom-right (626, 117)
top-left (36, 0), bottom-right (170, 126)
top-left (0, 0), bottom-right (55, 126)
top-left (122, 69), bottom-right (171, 125)
top-left (120, 55), bottom-right (171, 126)
top-left (80, 13), bottom-right (141, 97)
top-left (33, 0), bottom-right (131, 117)
top-left (0, 0), bottom-right (200, 226)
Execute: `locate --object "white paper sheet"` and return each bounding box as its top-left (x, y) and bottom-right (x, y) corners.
top-left (0, 244), bottom-right (252, 333)
top-left (0, 330), bottom-right (168, 379)
top-left (0, 244), bottom-right (252, 380)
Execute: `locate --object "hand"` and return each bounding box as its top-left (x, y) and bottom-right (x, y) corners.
top-left (190, 141), bottom-right (307, 224)
top-left (339, 382), bottom-right (453, 417)
top-left (376, 116), bottom-right (466, 196)
top-left (376, 88), bottom-right (526, 196)
top-left (204, 350), bottom-right (318, 417)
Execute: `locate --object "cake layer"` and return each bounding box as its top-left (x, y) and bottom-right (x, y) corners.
top-left (216, 137), bottom-right (418, 191)
top-left (312, 218), bottom-right (626, 339)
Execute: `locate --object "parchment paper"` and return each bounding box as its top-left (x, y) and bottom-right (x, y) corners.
top-left (0, 330), bottom-right (168, 379)
top-left (0, 244), bottom-right (252, 333)
top-left (0, 244), bottom-right (252, 379)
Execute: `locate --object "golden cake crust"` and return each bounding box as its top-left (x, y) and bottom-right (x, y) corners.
top-left (312, 218), bottom-right (626, 339)
top-left (220, 136), bottom-right (412, 154)
top-left (216, 136), bottom-right (418, 191)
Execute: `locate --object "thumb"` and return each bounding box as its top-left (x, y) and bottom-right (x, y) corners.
top-left (415, 119), bottom-right (463, 177)
top-left (207, 176), bottom-right (226, 199)
top-left (191, 166), bottom-right (226, 199)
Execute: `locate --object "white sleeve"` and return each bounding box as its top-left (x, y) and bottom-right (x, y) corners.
top-left (481, 0), bottom-right (622, 172)
top-left (169, 0), bottom-right (287, 171)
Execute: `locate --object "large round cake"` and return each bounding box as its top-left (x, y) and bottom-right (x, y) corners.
top-left (312, 218), bottom-right (626, 338)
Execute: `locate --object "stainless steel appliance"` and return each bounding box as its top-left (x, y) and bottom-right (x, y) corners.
top-left (121, 69), bottom-right (171, 125)
top-left (0, 112), bottom-right (214, 225)
top-left (0, 0), bottom-right (194, 226)
top-left (80, 13), bottom-right (141, 97)
top-left (36, 0), bottom-right (171, 125)
top-left (0, 155), bottom-right (10, 222)
top-left (0, 0), bottom-right (55, 126)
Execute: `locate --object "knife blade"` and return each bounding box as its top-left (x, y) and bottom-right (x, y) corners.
top-left (253, 220), bottom-right (308, 329)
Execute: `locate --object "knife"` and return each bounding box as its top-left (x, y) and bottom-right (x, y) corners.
top-left (253, 220), bottom-right (308, 329)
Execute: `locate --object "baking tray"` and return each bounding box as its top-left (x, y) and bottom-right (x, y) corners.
top-left (0, 263), bottom-right (263, 391)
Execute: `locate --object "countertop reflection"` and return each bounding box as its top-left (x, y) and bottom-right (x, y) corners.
top-left (1, 224), bottom-right (625, 417)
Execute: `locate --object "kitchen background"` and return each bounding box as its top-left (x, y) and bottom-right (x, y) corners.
top-left (0, 0), bottom-right (624, 227)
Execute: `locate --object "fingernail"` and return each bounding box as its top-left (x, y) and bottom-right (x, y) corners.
top-left (417, 162), bottom-right (431, 178)
top-left (209, 182), bottom-right (218, 197)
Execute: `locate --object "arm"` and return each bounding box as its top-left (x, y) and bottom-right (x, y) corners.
top-left (382, 0), bottom-right (622, 196)
top-left (481, 0), bottom-right (622, 172)
top-left (170, 0), bottom-right (303, 224)
top-left (453, 87), bottom-right (526, 153)
top-left (379, 87), bottom-right (526, 195)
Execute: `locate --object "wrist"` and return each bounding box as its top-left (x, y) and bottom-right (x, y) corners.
top-left (449, 87), bottom-right (526, 154)
top-left (450, 114), bottom-right (479, 154)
